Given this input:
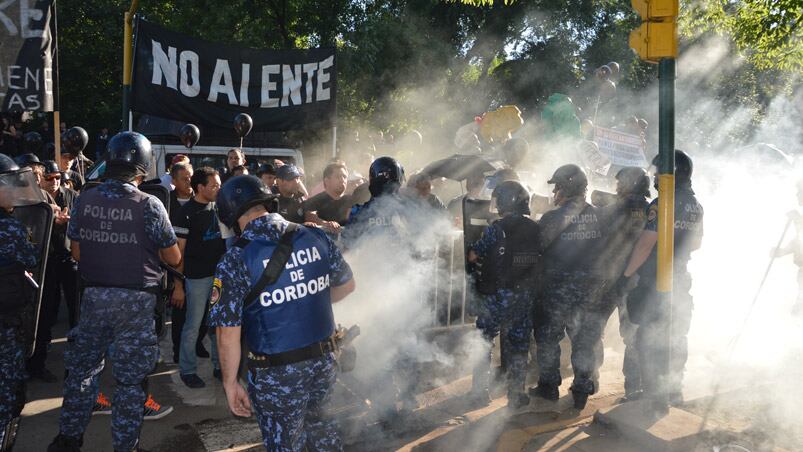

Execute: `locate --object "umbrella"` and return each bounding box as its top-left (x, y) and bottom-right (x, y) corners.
top-left (421, 154), bottom-right (503, 181)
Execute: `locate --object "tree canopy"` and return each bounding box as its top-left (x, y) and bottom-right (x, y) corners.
top-left (55, 0), bottom-right (800, 154)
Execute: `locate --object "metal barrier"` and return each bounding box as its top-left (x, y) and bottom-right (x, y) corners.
top-left (427, 229), bottom-right (475, 330)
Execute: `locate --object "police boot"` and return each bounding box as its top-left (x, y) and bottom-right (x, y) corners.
top-left (506, 353), bottom-right (530, 409)
top-left (529, 383), bottom-right (559, 402)
top-left (47, 434), bottom-right (82, 452)
top-left (571, 390), bottom-right (589, 410)
top-left (0, 417), bottom-right (20, 451)
top-left (467, 342), bottom-right (493, 407)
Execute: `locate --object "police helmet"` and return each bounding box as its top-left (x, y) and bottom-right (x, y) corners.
top-left (15, 153), bottom-right (43, 169)
top-left (547, 164), bottom-right (588, 197)
top-left (651, 149), bottom-right (693, 182)
top-left (42, 160), bottom-right (60, 176)
top-left (217, 175), bottom-right (278, 232)
top-left (492, 180), bottom-right (531, 216)
top-left (368, 156), bottom-right (405, 197)
top-left (0, 154), bottom-right (20, 173)
top-left (615, 166), bottom-right (650, 197)
top-left (106, 131), bottom-right (153, 176)
top-left (0, 154), bottom-right (46, 207)
top-left (23, 131), bottom-right (44, 154)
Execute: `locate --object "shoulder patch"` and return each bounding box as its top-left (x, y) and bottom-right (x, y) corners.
top-left (210, 278), bottom-right (223, 305)
top-left (647, 205), bottom-right (658, 223)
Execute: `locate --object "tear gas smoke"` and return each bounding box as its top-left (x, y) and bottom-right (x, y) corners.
top-left (324, 29), bottom-right (800, 448)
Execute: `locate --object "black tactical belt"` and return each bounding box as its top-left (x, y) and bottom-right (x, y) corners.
top-left (247, 337), bottom-right (337, 368)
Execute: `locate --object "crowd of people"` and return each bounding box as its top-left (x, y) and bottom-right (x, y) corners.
top-left (11, 118), bottom-right (785, 452)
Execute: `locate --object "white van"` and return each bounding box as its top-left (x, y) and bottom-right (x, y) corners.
top-left (86, 144), bottom-right (304, 181)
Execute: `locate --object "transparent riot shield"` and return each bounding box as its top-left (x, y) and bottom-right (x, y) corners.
top-left (11, 203), bottom-right (54, 357)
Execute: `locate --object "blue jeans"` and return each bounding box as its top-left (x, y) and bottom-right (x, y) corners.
top-left (179, 277), bottom-right (219, 375)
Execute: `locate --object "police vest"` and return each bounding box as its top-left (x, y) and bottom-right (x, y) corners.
top-left (77, 186), bottom-right (162, 290)
top-left (241, 227), bottom-right (336, 355)
top-left (0, 259), bottom-right (29, 316)
top-left (594, 195), bottom-right (648, 280)
top-left (476, 215), bottom-right (541, 294)
top-left (541, 199), bottom-right (604, 273)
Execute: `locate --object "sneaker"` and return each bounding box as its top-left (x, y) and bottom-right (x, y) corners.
top-left (143, 394), bottom-right (174, 420)
top-left (180, 373), bottom-right (205, 389)
top-left (29, 367), bottom-right (59, 383)
top-left (196, 344), bottom-right (210, 358)
top-left (213, 368), bottom-right (222, 381)
top-left (92, 392), bottom-right (112, 415)
top-left (529, 384), bottom-right (559, 401)
top-left (572, 391), bottom-right (589, 410)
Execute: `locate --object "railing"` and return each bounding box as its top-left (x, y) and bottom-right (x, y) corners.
top-left (427, 229), bottom-right (475, 331)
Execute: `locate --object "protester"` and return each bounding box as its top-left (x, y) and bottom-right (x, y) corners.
top-left (304, 161), bottom-right (353, 234)
top-left (230, 165), bottom-right (249, 177)
top-left (274, 164), bottom-right (306, 223)
top-left (173, 167), bottom-right (225, 388)
top-left (221, 148), bottom-right (246, 184)
top-left (160, 154), bottom-right (190, 190)
top-left (256, 163), bottom-right (277, 191)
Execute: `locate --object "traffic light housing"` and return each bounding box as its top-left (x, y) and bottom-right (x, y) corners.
top-left (629, 0), bottom-right (678, 62)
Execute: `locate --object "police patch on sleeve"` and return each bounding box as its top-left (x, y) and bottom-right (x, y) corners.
top-left (647, 206), bottom-right (658, 223)
top-left (210, 278), bottom-right (223, 305)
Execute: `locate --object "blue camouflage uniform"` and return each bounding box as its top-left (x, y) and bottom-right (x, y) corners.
top-left (534, 196), bottom-right (604, 395)
top-left (577, 194), bottom-right (648, 396)
top-left (470, 214), bottom-right (539, 401)
top-left (209, 213), bottom-right (353, 451)
top-left (0, 210), bottom-right (37, 446)
top-left (628, 185), bottom-right (703, 401)
top-left (340, 194), bottom-right (422, 413)
top-left (57, 179), bottom-right (176, 451)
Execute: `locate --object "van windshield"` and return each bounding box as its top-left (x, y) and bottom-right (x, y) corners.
top-left (169, 154), bottom-right (297, 174)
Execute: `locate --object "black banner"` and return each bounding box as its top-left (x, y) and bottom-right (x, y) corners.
top-left (132, 19), bottom-right (336, 131)
top-left (0, 0), bottom-right (56, 112)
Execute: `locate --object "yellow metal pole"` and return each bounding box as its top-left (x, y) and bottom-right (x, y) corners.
top-left (657, 174), bottom-right (674, 291)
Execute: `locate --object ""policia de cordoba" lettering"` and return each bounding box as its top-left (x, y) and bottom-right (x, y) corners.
top-left (150, 40), bottom-right (333, 108)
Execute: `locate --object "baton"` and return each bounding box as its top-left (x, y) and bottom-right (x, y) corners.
top-left (24, 272), bottom-right (39, 289)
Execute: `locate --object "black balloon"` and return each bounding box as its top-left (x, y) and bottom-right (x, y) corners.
top-left (233, 113), bottom-right (253, 138)
top-left (23, 132), bottom-right (43, 154)
top-left (179, 124), bottom-right (200, 149)
top-left (63, 127), bottom-right (89, 153)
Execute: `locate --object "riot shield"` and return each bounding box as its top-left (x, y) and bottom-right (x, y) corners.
top-left (11, 203), bottom-right (54, 357)
top-left (462, 197), bottom-right (496, 274)
top-left (139, 182), bottom-right (171, 339)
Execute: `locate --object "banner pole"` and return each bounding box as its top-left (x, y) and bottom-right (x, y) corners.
top-left (332, 126), bottom-right (337, 158)
top-left (122, 1), bottom-right (139, 130)
top-left (53, 111), bottom-right (61, 164)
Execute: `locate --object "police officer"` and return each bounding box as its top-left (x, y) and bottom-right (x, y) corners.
top-left (27, 160), bottom-right (78, 382)
top-left (530, 164), bottom-right (604, 410)
top-left (0, 154), bottom-right (40, 451)
top-left (580, 167), bottom-right (651, 401)
top-left (209, 175), bottom-right (355, 450)
top-left (467, 181), bottom-right (540, 408)
top-left (621, 150), bottom-right (703, 407)
top-left (48, 132), bottom-right (181, 452)
top-left (341, 156), bottom-right (408, 249)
